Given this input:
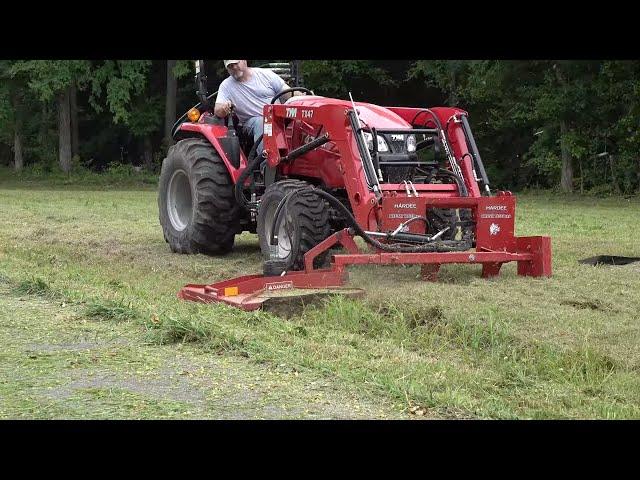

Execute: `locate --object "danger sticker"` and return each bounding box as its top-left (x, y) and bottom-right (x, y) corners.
top-left (265, 281), bottom-right (293, 291)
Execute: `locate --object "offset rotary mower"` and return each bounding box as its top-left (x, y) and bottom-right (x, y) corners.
top-left (158, 60), bottom-right (551, 311)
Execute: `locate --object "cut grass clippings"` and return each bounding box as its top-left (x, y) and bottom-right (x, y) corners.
top-left (1, 179), bottom-right (639, 418)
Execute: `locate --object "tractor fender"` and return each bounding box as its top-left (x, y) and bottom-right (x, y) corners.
top-left (174, 122), bottom-right (248, 184)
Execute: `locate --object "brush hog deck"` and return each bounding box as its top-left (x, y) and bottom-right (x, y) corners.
top-left (179, 281), bottom-right (364, 312)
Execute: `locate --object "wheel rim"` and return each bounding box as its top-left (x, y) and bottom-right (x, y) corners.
top-left (264, 200), bottom-right (293, 260)
top-left (167, 169), bottom-right (192, 232)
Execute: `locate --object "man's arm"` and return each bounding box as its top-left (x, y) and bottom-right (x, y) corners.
top-left (279, 90), bottom-right (305, 101)
top-left (214, 101), bottom-right (233, 118)
top-left (214, 83), bottom-right (233, 118)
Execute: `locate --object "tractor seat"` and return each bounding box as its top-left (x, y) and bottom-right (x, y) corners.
top-left (210, 113), bottom-right (255, 157)
top-left (237, 126), bottom-right (255, 157)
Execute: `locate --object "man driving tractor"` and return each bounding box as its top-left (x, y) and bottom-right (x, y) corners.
top-left (214, 60), bottom-right (304, 157)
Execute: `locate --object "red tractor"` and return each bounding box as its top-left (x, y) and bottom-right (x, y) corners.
top-left (158, 61), bottom-right (551, 310)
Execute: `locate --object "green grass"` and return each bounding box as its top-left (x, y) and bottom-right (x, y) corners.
top-left (84, 300), bottom-right (140, 322)
top-left (1, 178), bottom-right (639, 419)
top-left (0, 281), bottom-right (398, 420)
top-left (0, 164), bottom-right (158, 190)
top-left (15, 277), bottom-right (52, 296)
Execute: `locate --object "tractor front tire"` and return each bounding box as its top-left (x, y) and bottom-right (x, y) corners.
top-left (158, 138), bottom-right (239, 254)
top-left (257, 180), bottom-right (331, 272)
top-left (427, 208), bottom-right (475, 244)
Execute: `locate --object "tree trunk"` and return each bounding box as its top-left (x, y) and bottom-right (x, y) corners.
top-left (58, 87), bottom-right (72, 173)
top-left (70, 80), bottom-right (79, 158)
top-left (449, 64), bottom-right (458, 105)
top-left (10, 86), bottom-right (23, 171)
top-left (39, 103), bottom-right (48, 146)
top-left (143, 135), bottom-right (153, 171)
top-left (559, 120), bottom-right (573, 192)
top-left (609, 154), bottom-right (621, 194)
top-left (164, 60), bottom-right (177, 147)
top-left (510, 153), bottom-right (522, 188)
top-left (14, 129), bottom-right (23, 171)
top-left (578, 157), bottom-right (583, 194)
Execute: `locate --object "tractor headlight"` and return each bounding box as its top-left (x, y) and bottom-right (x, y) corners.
top-left (406, 134), bottom-right (417, 152)
top-left (362, 132), bottom-right (389, 152)
top-left (187, 108), bottom-right (201, 122)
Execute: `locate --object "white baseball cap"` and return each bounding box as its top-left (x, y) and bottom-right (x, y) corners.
top-left (224, 60), bottom-right (240, 67)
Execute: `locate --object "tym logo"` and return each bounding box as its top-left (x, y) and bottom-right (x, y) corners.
top-left (286, 107), bottom-right (297, 118)
top-left (394, 203), bottom-right (417, 209)
top-left (486, 205), bottom-right (507, 211)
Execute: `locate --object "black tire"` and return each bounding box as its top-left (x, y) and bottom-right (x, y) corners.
top-left (384, 165), bottom-right (412, 184)
top-left (427, 208), bottom-right (475, 243)
top-left (263, 259), bottom-right (288, 277)
top-left (257, 179), bottom-right (331, 271)
top-left (158, 138), bottom-right (239, 254)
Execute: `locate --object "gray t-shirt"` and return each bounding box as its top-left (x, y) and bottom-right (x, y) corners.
top-left (216, 68), bottom-right (288, 124)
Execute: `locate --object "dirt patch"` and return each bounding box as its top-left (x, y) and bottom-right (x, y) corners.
top-left (43, 370), bottom-right (208, 405)
top-left (37, 354), bottom-right (405, 419)
top-left (561, 298), bottom-right (611, 311)
top-left (27, 338), bottom-right (130, 353)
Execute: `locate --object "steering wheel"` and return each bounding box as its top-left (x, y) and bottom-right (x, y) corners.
top-left (270, 87), bottom-right (314, 105)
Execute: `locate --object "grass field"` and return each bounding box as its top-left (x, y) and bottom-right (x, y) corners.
top-left (1, 173), bottom-right (639, 419)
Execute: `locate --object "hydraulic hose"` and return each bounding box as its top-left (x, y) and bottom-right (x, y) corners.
top-left (270, 186), bottom-right (472, 253)
top-left (410, 109), bottom-right (444, 130)
top-left (410, 109), bottom-right (468, 197)
top-left (437, 168), bottom-right (468, 197)
top-left (234, 134), bottom-right (264, 209)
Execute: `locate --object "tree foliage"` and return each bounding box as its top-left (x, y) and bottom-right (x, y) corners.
top-left (0, 59), bottom-right (638, 194)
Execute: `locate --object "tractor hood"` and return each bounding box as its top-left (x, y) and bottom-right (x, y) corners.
top-left (285, 96), bottom-right (411, 130)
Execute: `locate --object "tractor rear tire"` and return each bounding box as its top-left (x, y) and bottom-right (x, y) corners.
top-left (158, 138), bottom-right (239, 254)
top-left (257, 179), bottom-right (331, 271)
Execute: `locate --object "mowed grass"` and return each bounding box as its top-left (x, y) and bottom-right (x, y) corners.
top-left (0, 179), bottom-right (639, 419)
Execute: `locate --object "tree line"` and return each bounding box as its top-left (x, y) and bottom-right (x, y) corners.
top-left (1, 60), bottom-right (638, 194)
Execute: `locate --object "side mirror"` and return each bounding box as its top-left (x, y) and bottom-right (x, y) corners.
top-left (194, 60), bottom-right (210, 109)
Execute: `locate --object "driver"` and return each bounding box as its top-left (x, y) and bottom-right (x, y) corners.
top-left (214, 60), bottom-right (302, 158)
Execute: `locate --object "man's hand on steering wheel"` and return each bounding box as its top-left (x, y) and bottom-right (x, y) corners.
top-left (270, 87), bottom-right (314, 105)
